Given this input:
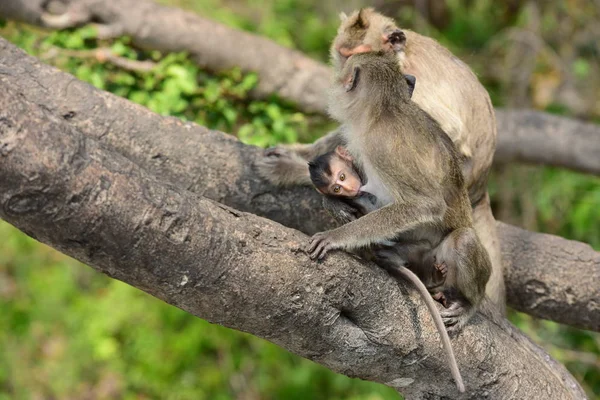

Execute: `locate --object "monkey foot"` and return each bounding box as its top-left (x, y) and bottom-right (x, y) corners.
top-left (440, 300), bottom-right (471, 333)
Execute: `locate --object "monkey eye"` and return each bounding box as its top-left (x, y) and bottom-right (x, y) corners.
top-left (340, 173), bottom-right (345, 181)
top-left (333, 186), bottom-right (341, 193)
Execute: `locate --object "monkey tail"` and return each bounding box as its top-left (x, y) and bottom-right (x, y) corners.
top-left (395, 266), bottom-right (466, 393)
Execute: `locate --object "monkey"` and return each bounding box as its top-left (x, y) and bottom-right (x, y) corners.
top-left (256, 8), bottom-right (505, 314)
top-left (307, 51), bottom-right (492, 336)
top-left (308, 145), bottom-right (466, 393)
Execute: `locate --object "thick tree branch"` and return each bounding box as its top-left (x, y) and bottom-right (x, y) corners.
top-left (499, 223), bottom-right (600, 331)
top-left (1, 37), bottom-right (598, 332)
top-left (495, 110), bottom-right (600, 175)
top-left (0, 68), bottom-right (587, 400)
top-left (1, 0), bottom-right (599, 175)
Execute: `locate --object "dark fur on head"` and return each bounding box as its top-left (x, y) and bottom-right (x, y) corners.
top-left (308, 152), bottom-right (334, 190)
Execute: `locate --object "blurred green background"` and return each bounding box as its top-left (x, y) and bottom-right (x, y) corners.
top-left (1, 0), bottom-right (599, 399)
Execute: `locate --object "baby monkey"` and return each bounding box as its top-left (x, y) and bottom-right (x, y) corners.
top-left (309, 146), bottom-right (465, 393)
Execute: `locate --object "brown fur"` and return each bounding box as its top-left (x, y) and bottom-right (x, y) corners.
top-left (308, 52), bottom-right (492, 333)
top-left (257, 8), bottom-right (505, 313)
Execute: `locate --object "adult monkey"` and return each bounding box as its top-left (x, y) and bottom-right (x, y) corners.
top-left (257, 8), bottom-right (505, 313)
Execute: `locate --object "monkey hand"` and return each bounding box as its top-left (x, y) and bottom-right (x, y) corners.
top-left (307, 230), bottom-right (342, 260)
top-left (256, 146), bottom-right (312, 187)
top-left (322, 197), bottom-right (358, 224)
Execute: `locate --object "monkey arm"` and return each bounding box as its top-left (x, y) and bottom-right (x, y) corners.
top-left (308, 199), bottom-right (445, 259)
top-left (287, 127), bottom-right (346, 160)
top-left (256, 128), bottom-right (346, 186)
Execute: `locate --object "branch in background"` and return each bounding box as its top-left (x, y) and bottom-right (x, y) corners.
top-left (41, 47), bottom-right (157, 72)
top-left (1, 38), bottom-right (598, 332)
top-left (0, 0), bottom-right (330, 113)
top-left (495, 110), bottom-right (600, 175)
top-left (1, 0), bottom-right (599, 175)
top-left (499, 223), bottom-right (600, 332)
top-left (0, 63), bottom-right (587, 400)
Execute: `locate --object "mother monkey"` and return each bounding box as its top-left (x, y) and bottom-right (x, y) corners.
top-left (258, 8), bottom-right (505, 313)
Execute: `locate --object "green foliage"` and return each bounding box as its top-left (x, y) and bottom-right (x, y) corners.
top-left (443, 0), bottom-right (506, 50)
top-left (2, 23), bottom-right (309, 148)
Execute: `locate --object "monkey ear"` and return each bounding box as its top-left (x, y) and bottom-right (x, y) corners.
top-left (405, 74), bottom-right (416, 98)
top-left (354, 9), bottom-right (369, 29)
top-left (344, 66), bottom-right (360, 92)
top-left (388, 29), bottom-right (406, 52)
top-left (339, 11), bottom-right (348, 22)
top-left (335, 146), bottom-right (352, 161)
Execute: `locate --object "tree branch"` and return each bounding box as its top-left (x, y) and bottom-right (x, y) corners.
top-left (1, 0), bottom-right (598, 175)
top-left (1, 38), bottom-right (598, 332)
top-left (41, 47), bottom-right (157, 72)
top-left (495, 110), bottom-right (600, 175)
top-left (0, 0), bottom-right (330, 113)
top-left (499, 223), bottom-right (600, 331)
top-left (0, 67), bottom-right (587, 400)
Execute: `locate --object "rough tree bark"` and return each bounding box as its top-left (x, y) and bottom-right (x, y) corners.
top-left (0, 65), bottom-right (588, 400)
top-left (1, 38), bottom-right (598, 333)
top-left (500, 224), bottom-right (600, 332)
top-left (1, 0), bottom-right (599, 175)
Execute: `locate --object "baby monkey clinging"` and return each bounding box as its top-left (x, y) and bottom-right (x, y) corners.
top-left (308, 51), bottom-right (492, 332)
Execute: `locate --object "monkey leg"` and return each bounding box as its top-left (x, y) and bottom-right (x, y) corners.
top-left (256, 127), bottom-right (346, 186)
top-left (435, 227), bottom-right (492, 331)
top-left (473, 193), bottom-right (507, 314)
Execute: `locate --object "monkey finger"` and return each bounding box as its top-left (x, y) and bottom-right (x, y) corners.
top-left (317, 243), bottom-right (332, 260)
top-left (442, 318), bottom-right (461, 334)
top-left (440, 306), bottom-right (467, 318)
top-left (308, 246), bottom-right (322, 260)
top-left (311, 244), bottom-right (326, 260)
top-left (443, 316), bottom-right (460, 327)
top-left (308, 238), bottom-right (329, 260)
top-left (312, 241), bottom-right (326, 259)
top-left (308, 233), bottom-right (324, 247)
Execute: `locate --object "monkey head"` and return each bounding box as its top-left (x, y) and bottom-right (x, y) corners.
top-left (329, 51), bottom-right (416, 123)
top-left (331, 8), bottom-right (407, 70)
top-left (308, 146), bottom-right (362, 198)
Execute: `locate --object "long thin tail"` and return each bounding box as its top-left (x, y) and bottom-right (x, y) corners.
top-left (394, 266), bottom-right (465, 393)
